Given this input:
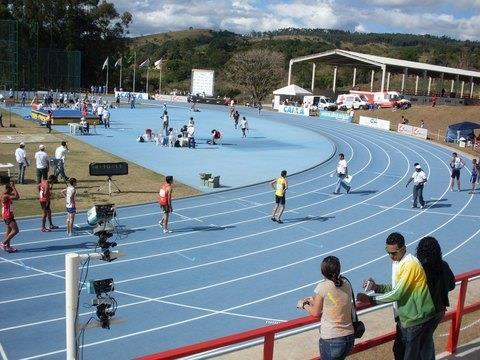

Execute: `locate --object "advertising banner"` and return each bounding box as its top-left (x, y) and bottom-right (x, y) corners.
top-left (115, 91), bottom-right (149, 101)
top-left (278, 104), bottom-right (310, 117)
top-left (191, 69), bottom-right (215, 97)
top-left (359, 116), bottom-right (390, 130)
top-left (397, 124), bottom-right (428, 140)
top-left (319, 111), bottom-right (353, 123)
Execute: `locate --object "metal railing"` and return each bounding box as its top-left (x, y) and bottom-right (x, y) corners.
top-left (136, 269), bottom-right (480, 360)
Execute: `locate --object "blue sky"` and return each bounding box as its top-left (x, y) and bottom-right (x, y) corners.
top-left (113, 0), bottom-right (480, 41)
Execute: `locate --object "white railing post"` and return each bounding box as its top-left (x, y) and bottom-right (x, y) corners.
top-left (66, 253), bottom-right (80, 360)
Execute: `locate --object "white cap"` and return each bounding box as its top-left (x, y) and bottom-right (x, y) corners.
top-left (39, 144), bottom-right (45, 150)
top-left (415, 164), bottom-right (421, 169)
top-left (19, 142), bottom-right (25, 146)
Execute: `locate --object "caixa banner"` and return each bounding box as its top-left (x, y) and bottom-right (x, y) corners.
top-left (114, 91), bottom-right (149, 100)
top-left (278, 104), bottom-right (310, 117)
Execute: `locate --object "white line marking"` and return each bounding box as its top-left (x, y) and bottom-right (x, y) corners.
top-left (175, 252), bottom-right (195, 262)
top-left (0, 343), bottom-right (8, 360)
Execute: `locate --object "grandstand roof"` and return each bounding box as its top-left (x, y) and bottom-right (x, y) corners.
top-left (290, 49), bottom-right (480, 82)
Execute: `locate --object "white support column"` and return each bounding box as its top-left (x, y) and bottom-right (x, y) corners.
top-left (386, 72), bottom-right (391, 91)
top-left (370, 70), bottom-right (375, 92)
top-left (460, 81), bottom-right (465, 98)
top-left (311, 63), bottom-right (316, 92)
top-left (470, 77), bottom-right (474, 98)
top-left (380, 66), bottom-right (386, 93)
top-left (427, 77), bottom-right (432, 95)
top-left (422, 70), bottom-right (428, 96)
top-left (287, 60), bottom-right (293, 85)
top-left (451, 79), bottom-right (455, 92)
top-left (332, 66), bottom-right (338, 93)
top-left (352, 68), bottom-right (357, 88)
top-left (415, 75), bottom-right (419, 95)
top-left (66, 253), bottom-right (80, 360)
top-left (401, 68), bottom-right (408, 93)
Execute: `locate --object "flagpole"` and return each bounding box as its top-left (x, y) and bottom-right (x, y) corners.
top-left (133, 51), bottom-right (136, 93)
top-left (105, 60), bottom-right (109, 95)
top-left (146, 67), bottom-right (149, 94)
top-left (159, 62), bottom-right (162, 95)
top-left (119, 57), bottom-right (122, 90)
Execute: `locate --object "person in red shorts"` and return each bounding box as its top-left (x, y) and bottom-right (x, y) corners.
top-left (1, 180), bottom-right (20, 252)
top-left (39, 174), bottom-right (59, 232)
top-left (158, 176), bottom-right (173, 234)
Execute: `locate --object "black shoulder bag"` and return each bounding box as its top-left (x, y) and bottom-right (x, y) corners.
top-left (344, 277), bottom-right (365, 338)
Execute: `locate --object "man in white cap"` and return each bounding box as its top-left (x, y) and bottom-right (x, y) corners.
top-left (15, 142), bottom-right (29, 184)
top-left (406, 164), bottom-right (428, 209)
top-left (34, 145), bottom-right (49, 184)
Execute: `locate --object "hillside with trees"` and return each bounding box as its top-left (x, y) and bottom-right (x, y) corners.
top-left (127, 28), bottom-right (480, 101)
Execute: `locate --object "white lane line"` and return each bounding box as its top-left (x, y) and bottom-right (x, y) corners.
top-left (443, 228), bottom-right (480, 257)
top-left (0, 343), bottom-right (8, 360)
top-left (175, 252), bottom-right (195, 262)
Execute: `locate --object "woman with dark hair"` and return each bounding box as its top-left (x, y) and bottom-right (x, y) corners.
top-left (297, 256), bottom-right (354, 360)
top-left (416, 236), bottom-right (455, 359)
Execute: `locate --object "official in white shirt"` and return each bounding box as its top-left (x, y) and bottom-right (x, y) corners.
top-left (34, 144), bottom-right (49, 184)
top-left (15, 142), bottom-right (29, 184)
top-left (54, 141), bottom-right (69, 181)
top-left (406, 164), bottom-right (428, 208)
top-left (334, 153), bottom-right (351, 194)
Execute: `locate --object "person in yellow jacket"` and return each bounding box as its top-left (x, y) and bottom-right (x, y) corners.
top-left (271, 170), bottom-right (288, 223)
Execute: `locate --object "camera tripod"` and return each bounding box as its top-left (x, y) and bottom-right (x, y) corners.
top-left (96, 176), bottom-right (121, 196)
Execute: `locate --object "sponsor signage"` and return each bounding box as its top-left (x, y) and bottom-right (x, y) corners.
top-left (279, 104), bottom-right (310, 117)
top-left (397, 124), bottom-right (428, 140)
top-left (114, 91), bottom-right (149, 100)
top-left (319, 111), bottom-right (353, 123)
top-left (154, 94), bottom-right (188, 102)
top-left (359, 116), bottom-right (390, 130)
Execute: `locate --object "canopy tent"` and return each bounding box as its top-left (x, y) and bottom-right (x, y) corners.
top-left (272, 84), bottom-right (312, 109)
top-left (445, 121), bottom-right (480, 143)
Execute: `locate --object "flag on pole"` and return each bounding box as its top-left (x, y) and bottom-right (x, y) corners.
top-left (102, 57), bottom-right (109, 70)
top-left (139, 58), bottom-right (150, 68)
top-left (154, 59), bottom-right (163, 69)
top-left (114, 57), bottom-right (122, 67)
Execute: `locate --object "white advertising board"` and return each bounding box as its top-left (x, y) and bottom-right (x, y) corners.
top-left (278, 104), bottom-right (310, 117)
top-left (359, 116), bottom-right (390, 130)
top-left (397, 124), bottom-right (428, 140)
top-left (191, 69), bottom-right (214, 97)
top-left (114, 91), bottom-right (149, 100)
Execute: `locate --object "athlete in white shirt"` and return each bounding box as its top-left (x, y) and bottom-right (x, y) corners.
top-left (61, 178), bottom-right (77, 236)
top-left (334, 153), bottom-right (351, 194)
top-left (34, 145), bottom-right (49, 184)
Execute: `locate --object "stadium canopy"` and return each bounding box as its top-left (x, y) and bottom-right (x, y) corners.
top-left (273, 84), bottom-right (312, 96)
top-left (288, 49), bottom-right (480, 96)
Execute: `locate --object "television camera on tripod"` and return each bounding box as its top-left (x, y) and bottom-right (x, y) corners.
top-left (87, 204), bottom-right (117, 261)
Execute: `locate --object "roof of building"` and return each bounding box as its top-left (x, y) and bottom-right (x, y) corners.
top-left (290, 49), bottom-right (480, 81)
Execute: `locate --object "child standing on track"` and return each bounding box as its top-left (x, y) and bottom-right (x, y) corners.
top-left (62, 178), bottom-right (77, 236)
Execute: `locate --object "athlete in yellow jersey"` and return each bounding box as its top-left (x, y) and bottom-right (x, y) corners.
top-left (271, 170), bottom-right (288, 223)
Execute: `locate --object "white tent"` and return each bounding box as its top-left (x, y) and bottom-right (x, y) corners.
top-left (272, 84), bottom-right (312, 109)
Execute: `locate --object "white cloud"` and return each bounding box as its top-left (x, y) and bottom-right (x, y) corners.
top-left (111, 0), bottom-right (480, 41)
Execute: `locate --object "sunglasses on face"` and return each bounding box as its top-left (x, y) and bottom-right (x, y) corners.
top-left (386, 246), bottom-right (405, 256)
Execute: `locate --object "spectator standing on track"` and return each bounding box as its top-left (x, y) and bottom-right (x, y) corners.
top-left (240, 116), bottom-right (248, 138)
top-left (470, 159), bottom-right (479, 194)
top-left (357, 232), bottom-right (435, 360)
top-left (449, 152), bottom-right (464, 191)
top-left (162, 111), bottom-right (169, 136)
top-left (54, 141), bottom-right (69, 181)
top-left (15, 142), bottom-right (29, 184)
top-left (61, 178), bottom-right (77, 236)
top-left (271, 170), bottom-right (288, 224)
top-left (38, 174), bottom-right (59, 232)
top-left (46, 110), bottom-right (53, 133)
top-left (103, 107), bottom-right (110, 128)
top-left (1, 180), bottom-right (20, 253)
top-left (406, 164), bottom-right (427, 208)
top-left (297, 256), bottom-right (354, 360)
top-left (416, 236), bottom-right (455, 360)
top-left (158, 176), bottom-right (173, 234)
top-left (257, 102), bottom-right (263, 115)
top-left (334, 153), bottom-right (351, 194)
top-left (34, 144), bottom-right (49, 184)
top-left (130, 95), bottom-right (136, 109)
top-left (233, 110), bottom-right (240, 129)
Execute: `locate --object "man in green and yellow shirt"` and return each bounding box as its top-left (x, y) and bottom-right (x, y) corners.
top-left (270, 170), bottom-right (288, 224)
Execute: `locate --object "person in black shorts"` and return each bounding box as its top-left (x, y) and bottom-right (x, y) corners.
top-left (38, 175), bottom-right (59, 232)
top-left (449, 152), bottom-right (465, 191)
top-left (271, 170), bottom-right (288, 223)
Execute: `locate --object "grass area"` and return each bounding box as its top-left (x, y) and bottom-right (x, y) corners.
top-left (0, 109), bottom-right (199, 217)
top-left (352, 105), bottom-right (480, 158)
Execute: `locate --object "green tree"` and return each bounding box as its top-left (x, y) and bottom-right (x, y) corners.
top-left (226, 49), bottom-right (284, 101)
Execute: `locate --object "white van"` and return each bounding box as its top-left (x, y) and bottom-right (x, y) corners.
top-left (304, 95), bottom-right (337, 111)
top-left (336, 94), bottom-right (368, 110)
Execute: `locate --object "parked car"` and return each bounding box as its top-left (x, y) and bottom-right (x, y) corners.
top-left (336, 94), bottom-right (369, 110)
top-left (304, 95), bottom-right (338, 111)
